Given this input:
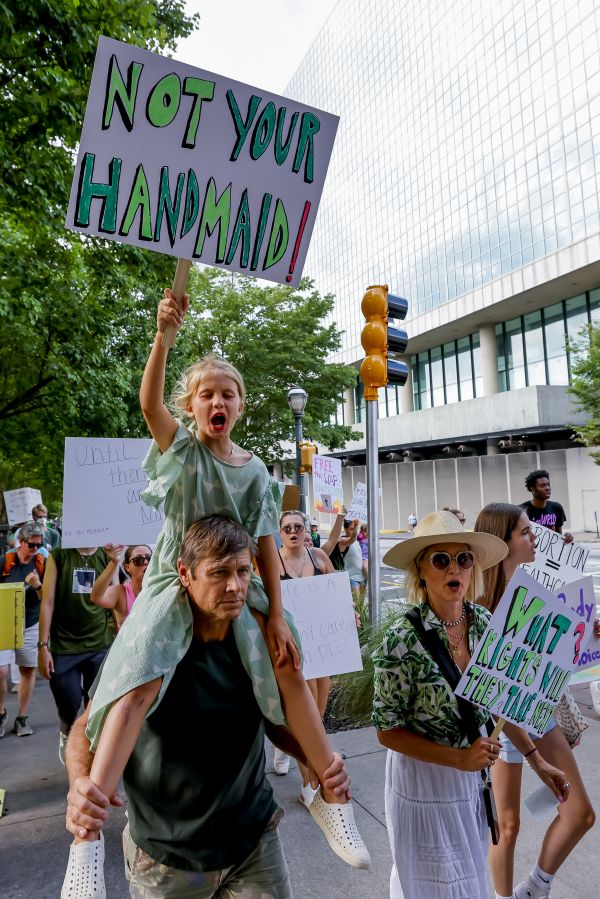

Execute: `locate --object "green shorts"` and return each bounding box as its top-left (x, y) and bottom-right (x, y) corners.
top-left (123, 818), bottom-right (292, 898)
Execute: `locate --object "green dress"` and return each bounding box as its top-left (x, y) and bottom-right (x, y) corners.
top-left (86, 421), bottom-right (297, 751)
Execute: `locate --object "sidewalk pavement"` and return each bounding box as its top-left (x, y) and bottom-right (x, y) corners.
top-left (1, 678), bottom-right (599, 898)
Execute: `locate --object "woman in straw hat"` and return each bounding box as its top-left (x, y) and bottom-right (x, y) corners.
top-left (372, 510), bottom-right (570, 899)
top-left (475, 503), bottom-right (596, 899)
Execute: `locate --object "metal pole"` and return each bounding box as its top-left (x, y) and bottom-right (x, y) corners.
top-left (294, 414), bottom-right (306, 514)
top-left (366, 399), bottom-right (380, 626)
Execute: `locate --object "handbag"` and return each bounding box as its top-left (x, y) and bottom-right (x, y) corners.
top-left (554, 686), bottom-right (588, 747)
top-left (406, 607), bottom-right (500, 844)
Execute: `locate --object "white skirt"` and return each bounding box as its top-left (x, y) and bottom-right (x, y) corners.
top-left (385, 750), bottom-right (489, 899)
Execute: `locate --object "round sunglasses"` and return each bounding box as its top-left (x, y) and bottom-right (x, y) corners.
top-left (281, 524), bottom-right (305, 535)
top-left (128, 554), bottom-right (152, 567)
top-left (427, 550), bottom-right (475, 571)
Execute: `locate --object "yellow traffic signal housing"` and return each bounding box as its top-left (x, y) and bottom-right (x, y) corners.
top-left (359, 285), bottom-right (409, 401)
top-left (299, 441), bottom-right (317, 473)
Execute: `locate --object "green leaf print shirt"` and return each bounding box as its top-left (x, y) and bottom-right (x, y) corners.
top-left (372, 601), bottom-right (492, 748)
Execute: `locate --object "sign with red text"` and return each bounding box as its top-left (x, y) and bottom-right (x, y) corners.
top-left (455, 569), bottom-right (582, 736)
top-left (312, 455), bottom-right (343, 514)
top-left (66, 37), bottom-right (338, 287)
top-left (62, 437), bottom-right (163, 548)
top-left (556, 577), bottom-right (600, 672)
top-left (521, 523), bottom-right (590, 593)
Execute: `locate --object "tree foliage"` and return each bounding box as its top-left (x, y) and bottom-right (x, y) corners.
top-left (568, 322), bottom-right (600, 464)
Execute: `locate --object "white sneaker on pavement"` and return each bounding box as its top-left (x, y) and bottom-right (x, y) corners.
top-left (513, 878), bottom-right (551, 898)
top-left (309, 789), bottom-right (371, 869)
top-left (299, 783), bottom-right (318, 808)
top-left (273, 748), bottom-right (290, 775)
top-left (60, 832), bottom-right (106, 899)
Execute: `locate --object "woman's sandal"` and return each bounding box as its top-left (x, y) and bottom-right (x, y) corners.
top-left (309, 790), bottom-right (371, 869)
top-left (60, 832), bottom-right (106, 899)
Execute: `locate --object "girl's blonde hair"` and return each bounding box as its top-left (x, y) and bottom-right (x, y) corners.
top-left (171, 354), bottom-right (246, 419)
top-left (279, 509), bottom-right (309, 529)
top-left (404, 548), bottom-right (484, 606)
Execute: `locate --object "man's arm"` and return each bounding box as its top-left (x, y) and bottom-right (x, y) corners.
top-left (264, 721), bottom-right (352, 799)
top-left (38, 554), bottom-right (57, 678)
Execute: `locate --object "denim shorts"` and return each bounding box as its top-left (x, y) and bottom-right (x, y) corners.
top-left (498, 718), bottom-right (557, 764)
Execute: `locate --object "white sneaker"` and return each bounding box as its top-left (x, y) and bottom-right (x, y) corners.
top-left (299, 783), bottom-right (318, 809)
top-left (61, 832), bottom-right (106, 899)
top-left (309, 789), bottom-right (371, 869)
top-left (590, 680), bottom-right (600, 716)
top-left (513, 878), bottom-right (551, 898)
top-left (59, 732), bottom-right (68, 766)
top-left (273, 748), bottom-right (290, 775)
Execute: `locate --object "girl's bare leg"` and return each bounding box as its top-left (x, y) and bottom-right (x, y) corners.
top-left (489, 759), bottom-right (523, 896)
top-left (298, 677), bottom-right (331, 788)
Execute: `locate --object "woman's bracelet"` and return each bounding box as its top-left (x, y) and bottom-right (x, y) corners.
top-left (523, 747), bottom-right (537, 759)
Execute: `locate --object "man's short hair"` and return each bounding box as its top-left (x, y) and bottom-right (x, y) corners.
top-left (19, 522), bottom-right (44, 542)
top-left (525, 469), bottom-right (550, 491)
top-left (180, 516), bottom-right (257, 576)
top-left (32, 504), bottom-right (48, 517)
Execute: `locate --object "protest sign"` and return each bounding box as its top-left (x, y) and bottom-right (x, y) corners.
top-left (571, 663), bottom-right (600, 686)
top-left (455, 569), bottom-right (582, 736)
top-left (3, 487), bottom-right (42, 527)
top-left (312, 455), bottom-right (343, 514)
top-left (281, 484), bottom-right (301, 512)
top-left (555, 577), bottom-right (600, 672)
top-left (280, 572), bottom-right (362, 679)
top-left (62, 438), bottom-right (163, 548)
top-left (521, 523), bottom-right (590, 592)
top-left (66, 36), bottom-right (338, 288)
top-left (347, 482), bottom-right (367, 522)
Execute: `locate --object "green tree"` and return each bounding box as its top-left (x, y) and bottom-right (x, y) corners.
top-left (569, 322), bottom-right (600, 463)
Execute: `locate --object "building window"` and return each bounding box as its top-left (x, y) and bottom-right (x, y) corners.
top-left (457, 337), bottom-right (474, 400)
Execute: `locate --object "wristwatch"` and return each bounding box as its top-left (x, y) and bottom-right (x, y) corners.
top-left (36, 641), bottom-right (49, 649)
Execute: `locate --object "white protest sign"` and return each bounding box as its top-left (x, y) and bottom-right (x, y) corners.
top-left (521, 523), bottom-right (590, 593)
top-left (571, 663), bottom-right (600, 686)
top-left (556, 577), bottom-right (600, 672)
top-left (455, 569), bottom-right (582, 735)
top-left (62, 438), bottom-right (163, 548)
top-left (312, 455), bottom-right (344, 515)
top-left (66, 36), bottom-right (339, 287)
top-left (347, 482), bottom-right (367, 522)
top-left (3, 488), bottom-right (42, 527)
top-left (281, 572), bottom-right (362, 679)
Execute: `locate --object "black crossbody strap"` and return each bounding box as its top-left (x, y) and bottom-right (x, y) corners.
top-left (406, 606), bottom-right (493, 743)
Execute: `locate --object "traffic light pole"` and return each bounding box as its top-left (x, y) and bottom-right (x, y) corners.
top-left (293, 413), bottom-right (306, 514)
top-left (366, 399), bottom-right (380, 627)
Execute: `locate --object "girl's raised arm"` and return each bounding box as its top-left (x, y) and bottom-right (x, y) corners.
top-left (140, 289), bottom-right (189, 452)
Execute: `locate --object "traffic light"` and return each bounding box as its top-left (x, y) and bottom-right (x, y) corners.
top-left (299, 440), bottom-right (317, 472)
top-left (359, 285), bottom-right (409, 401)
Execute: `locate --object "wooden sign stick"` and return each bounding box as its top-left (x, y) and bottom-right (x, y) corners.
top-left (161, 258), bottom-right (191, 349)
top-left (491, 718), bottom-right (506, 740)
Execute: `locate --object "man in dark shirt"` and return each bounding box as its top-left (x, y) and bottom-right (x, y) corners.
top-left (0, 522), bottom-right (45, 737)
top-left (62, 516), bottom-right (349, 898)
top-left (521, 469), bottom-right (573, 543)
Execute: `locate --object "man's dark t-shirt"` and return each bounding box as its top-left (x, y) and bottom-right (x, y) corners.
top-left (124, 629), bottom-right (276, 872)
top-left (0, 552), bottom-right (45, 628)
top-left (521, 500), bottom-right (567, 532)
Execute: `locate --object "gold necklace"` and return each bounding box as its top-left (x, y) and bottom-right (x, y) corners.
top-left (445, 623), bottom-right (466, 658)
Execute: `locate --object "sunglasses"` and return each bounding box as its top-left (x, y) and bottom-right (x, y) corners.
top-left (281, 524), bottom-right (305, 535)
top-left (427, 550), bottom-right (475, 571)
top-left (25, 541), bottom-right (43, 550)
top-left (129, 554), bottom-right (152, 567)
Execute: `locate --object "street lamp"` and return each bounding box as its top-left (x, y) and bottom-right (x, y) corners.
top-left (287, 386), bottom-right (308, 513)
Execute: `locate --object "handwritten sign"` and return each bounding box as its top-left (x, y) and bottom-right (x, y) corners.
top-left (62, 438), bottom-right (163, 548)
top-left (66, 36), bottom-right (338, 287)
top-left (281, 572), bottom-right (362, 679)
top-left (312, 455), bottom-right (343, 514)
top-left (3, 488), bottom-right (42, 527)
top-left (521, 523), bottom-right (590, 592)
top-left (456, 569), bottom-right (582, 735)
top-left (347, 482), bottom-right (367, 522)
top-left (556, 577), bottom-right (600, 672)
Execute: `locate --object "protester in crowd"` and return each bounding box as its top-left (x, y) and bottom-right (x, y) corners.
top-left (0, 522), bottom-right (46, 738)
top-left (322, 505), bottom-right (350, 561)
top-left (357, 523), bottom-right (369, 581)
top-left (273, 510), bottom-right (337, 810)
top-left (89, 544), bottom-right (151, 627)
top-left (373, 510), bottom-right (570, 899)
top-left (444, 506), bottom-right (467, 526)
top-left (80, 289), bottom-right (369, 878)
top-left (407, 512), bottom-right (417, 534)
top-left (32, 503), bottom-right (61, 550)
top-left (38, 546), bottom-right (114, 764)
top-left (475, 502), bottom-right (596, 899)
top-left (309, 518), bottom-right (321, 547)
top-left (521, 469), bottom-right (573, 543)
top-left (61, 516), bottom-right (354, 898)
top-left (343, 519), bottom-right (365, 599)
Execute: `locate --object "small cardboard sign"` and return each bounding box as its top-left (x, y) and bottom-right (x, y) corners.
top-left (281, 572), bottom-right (362, 679)
top-left (62, 437), bottom-right (163, 548)
top-left (521, 523), bottom-right (590, 593)
top-left (347, 482), bottom-right (367, 522)
top-left (281, 484), bottom-right (301, 512)
top-left (3, 488), bottom-right (42, 527)
top-left (312, 455), bottom-right (343, 515)
top-left (455, 569), bottom-right (582, 735)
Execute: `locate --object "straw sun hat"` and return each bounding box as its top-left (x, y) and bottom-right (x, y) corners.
top-left (383, 510), bottom-right (507, 571)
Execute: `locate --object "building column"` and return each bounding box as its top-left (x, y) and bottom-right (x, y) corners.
top-left (343, 387), bottom-right (355, 425)
top-left (479, 324), bottom-right (499, 396)
top-left (399, 355), bottom-right (414, 413)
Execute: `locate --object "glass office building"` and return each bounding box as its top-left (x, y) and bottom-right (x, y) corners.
top-left (286, 0), bottom-right (600, 455)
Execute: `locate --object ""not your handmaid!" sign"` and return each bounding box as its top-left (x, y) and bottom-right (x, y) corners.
top-left (66, 37), bottom-right (339, 286)
top-left (455, 569), bottom-right (583, 736)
